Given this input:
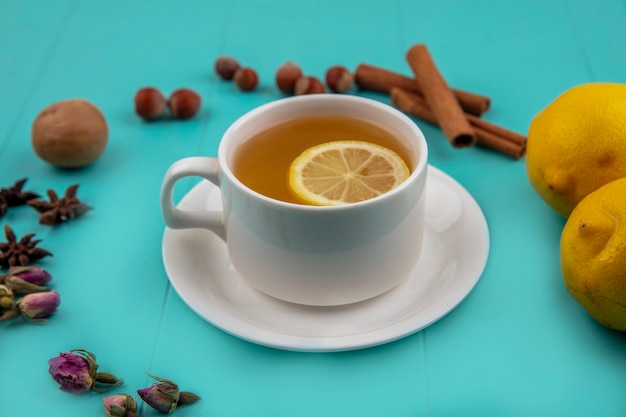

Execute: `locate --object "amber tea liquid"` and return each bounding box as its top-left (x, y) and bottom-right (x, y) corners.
top-left (231, 115), bottom-right (414, 205)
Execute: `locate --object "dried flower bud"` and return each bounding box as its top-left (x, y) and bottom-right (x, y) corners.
top-left (18, 290), bottom-right (60, 322)
top-left (10, 265), bottom-right (51, 285)
top-left (103, 394), bottom-right (138, 417)
top-left (0, 284), bottom-right (18, 322)
top-left (48, 350), bottom-right (95, 393)
top-left (3, 265), bottom-right (51, 294)
top-left (0, 284), bottom-right (14, 308)
top-left (0, 295), bottom-right (14, 310)
top-left (48, 349), bottom-right (123, 394)
top-left (137, 373), bottom-right (200, 414)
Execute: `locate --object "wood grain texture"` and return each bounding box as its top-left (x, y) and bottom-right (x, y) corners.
top-left (0, 1), bottom-right (625, 416)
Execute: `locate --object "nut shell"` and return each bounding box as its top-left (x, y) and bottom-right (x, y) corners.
top-left (294, 76), bottom-right (326, 95)
top-left (169, 88), bottom-right (202, 119)
top-left (275, 61), bottom-right (303, 94)
top-left (134, 87), bottom-right (167, 120)
top-left (215, 56), bottom-right (241, 80)
top-left (234, 67), bottom-right (259, 92)
top-left (31, 99), bottom-right (108, 169)
top-left (325, 66), bottom-right (354, 93)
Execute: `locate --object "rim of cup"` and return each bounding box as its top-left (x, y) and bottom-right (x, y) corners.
top-left (218, 94), bottom-right (428, 211)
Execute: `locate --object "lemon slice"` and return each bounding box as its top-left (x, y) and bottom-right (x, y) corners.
top-left (288, 140), bottom-right (410, 206)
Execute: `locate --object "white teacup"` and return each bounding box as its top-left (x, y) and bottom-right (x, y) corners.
top-left (160, 95), bottom-right (428, 306)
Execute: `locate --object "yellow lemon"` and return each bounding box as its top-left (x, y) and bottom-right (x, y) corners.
top-left (288, 140), bottom-right (410, 206)
top-left (560, 177), bottom-right (626, 330)
top-left (526, 82), bottom-right (626, 217)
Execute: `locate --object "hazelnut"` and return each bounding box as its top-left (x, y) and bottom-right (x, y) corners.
top-left (168, 88), bottom-right (202, 119)
top-left (275, 61), bottom-right (303, 94)
top-left (134, 87), bottom-right (167, 120)
top-left (294, 76), bottom-right (326, 95)
top-left (215, 55), bottom-right (241, 81)
top-left (31, 99), bottom-right (108, 169)
top-left (233, 67), bottom-right (259, 92)
top-left (325, 66), bottom-right (354, 93)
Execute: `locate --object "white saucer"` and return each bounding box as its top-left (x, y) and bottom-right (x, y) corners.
top-left (162, 165), bottom-right (489, 352)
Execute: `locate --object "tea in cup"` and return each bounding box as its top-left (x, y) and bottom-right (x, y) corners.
top-left (160, 94), bottom-right (428, 306)
top-left (232, 113), bottom-right (413, 205)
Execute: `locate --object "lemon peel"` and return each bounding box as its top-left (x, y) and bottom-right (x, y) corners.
top-left (526, 82), bottom-right (626, 217)
top-left (560, 177), bottom-right (626, 330)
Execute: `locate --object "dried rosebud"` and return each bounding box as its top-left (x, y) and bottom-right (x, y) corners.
top-left (137, 375), bottom-right (178, 414)
top-left (0, 284), bottom-right (14, 308)
top-left (137, 373), bottom-right (200, 414)
top-left (103, 394), bottom-right (138, 417)
top-left (48, 349), bottom-right (123, 394)
top-left (10, 265), bottom-right (51, 285)
top-left (0, 294), bottom-right (14, 311)
top-left (3, 265), bottom-right (51, 294)
top-left (0, 284), bottom-right (18, 322)
top-left (48, 350), bottom-right (95, 393)
top-left (18, 290), bottom-right (59, 322)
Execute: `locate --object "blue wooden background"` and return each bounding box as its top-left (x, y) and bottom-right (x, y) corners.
top-left (1, 1), bottom-right (625, 416)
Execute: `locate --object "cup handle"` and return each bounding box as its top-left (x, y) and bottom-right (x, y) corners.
top-left (160, 157), bottom-right (226, 241)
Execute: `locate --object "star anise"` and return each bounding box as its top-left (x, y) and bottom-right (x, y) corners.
top-left (0, 178), bottom-right (40, 218)
top-left (0, 225), bottom-right (52, 268)
top-left (27, 184), bottom-right (92, 226)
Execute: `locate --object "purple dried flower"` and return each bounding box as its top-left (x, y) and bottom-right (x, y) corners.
top-left (48, 349), bottom-right (123, 394)
top-left (18, 290), bottom-right (59, 322)
top-left (8, 265), bottom-right (51, 285)
top-left (137, 375), bottom-right (178, 414)
top-left (103, 394), bottom-right (138, 417)
top-left (137, 373), bottom-right (200, 414)
top-left (2, 265), bottom-right (51, 294)
top-left (48, 350), bottom-right (95, 393)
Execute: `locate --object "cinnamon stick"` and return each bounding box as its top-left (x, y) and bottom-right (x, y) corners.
top-left (466, 114), bottom-right (526, 147)
top-left (406, 44), bottom-right (477, 148)
top-left (390, 87), bottom-right (526, 159)
top-left (472, 125), bottom-right (526, 160)
top-left (354, 63), bottom-right (490, 116)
